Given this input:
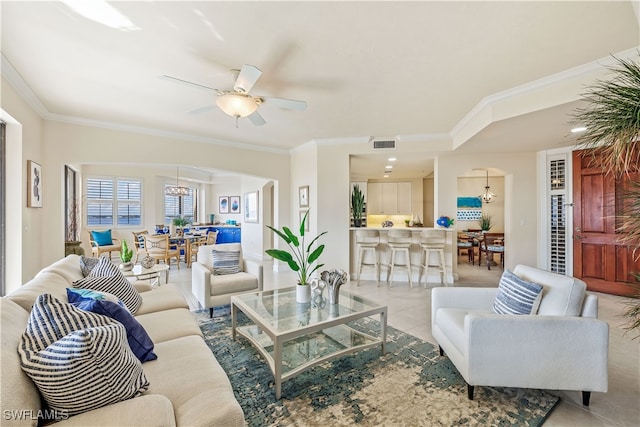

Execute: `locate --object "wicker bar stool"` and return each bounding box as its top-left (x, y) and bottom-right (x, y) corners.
top-left (419, 229), bottom-right (448, 287)
top-left (386, 229), bottom-right (413, 287)
top-left (355, 229), bottom-right (381, 286)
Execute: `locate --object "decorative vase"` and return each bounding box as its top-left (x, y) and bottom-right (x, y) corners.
top-left (321, 269), bottom-right (348, 305)
top-left (141, 255), bottom-right (155, 269)
top-left (296, 283), bottom-right (311, 303)
top-left (119, 261), bottom-right (133, 272)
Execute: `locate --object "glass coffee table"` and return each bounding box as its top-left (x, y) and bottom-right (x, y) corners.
top-left (231, 288), bottom-right (387, 399)
top-left (122, 264), bottom-right (169, 286)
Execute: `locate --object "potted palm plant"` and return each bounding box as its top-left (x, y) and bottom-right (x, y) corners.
top-left (351, 184), bottom-right (365, 227)
top-left (266, 211), bottom-right (327, 303)
top-left (573, 53), bottom-right (640, 338)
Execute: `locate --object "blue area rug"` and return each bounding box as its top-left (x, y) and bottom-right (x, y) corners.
top-left (195, 307), bottom-right (558, 426)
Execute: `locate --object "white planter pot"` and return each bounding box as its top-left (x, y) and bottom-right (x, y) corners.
top-left (296, 284), bottom-right (311, 303)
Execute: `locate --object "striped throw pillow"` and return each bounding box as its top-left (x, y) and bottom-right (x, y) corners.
top-left (493, 269), bottom-right (543, 315)
top-left (80, 256), bottom-right (99, 277)
top-left (18, 294), bottom-right (149, 416)
top-left (212, 249), bottom-right (241, 275)
top-left (74, 257), bottom-right (142, 313)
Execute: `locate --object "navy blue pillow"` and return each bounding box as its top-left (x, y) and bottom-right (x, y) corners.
top-left (66, 288), bottom-right (157, 363)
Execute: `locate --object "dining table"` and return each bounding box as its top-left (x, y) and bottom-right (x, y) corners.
top-left (167, 233), bottom-right (206, 267)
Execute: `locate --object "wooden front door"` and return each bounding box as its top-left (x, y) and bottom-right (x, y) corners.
top-left (572, 150), bottom-right (640, 296)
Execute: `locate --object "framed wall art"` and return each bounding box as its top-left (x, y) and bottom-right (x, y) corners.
top-left (27, 160), bottom-right (42, 208)
top-left (244, 191), bottom-right (258, 223)
top-left (219, 196), bottom-right (229, 214)
top-left (299, 185), bottom-right (309, 208)
top-left (230, 196), bottom-right (241, 214)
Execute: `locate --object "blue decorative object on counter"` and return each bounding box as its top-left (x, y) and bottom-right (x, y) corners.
top-left (437, 216), bottom-right (454, 228)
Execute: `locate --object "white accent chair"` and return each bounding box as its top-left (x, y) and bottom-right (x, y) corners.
top-left (192, 243), bottom-right (263, 317)
top-left (431, 264), bottom-right (608, 406)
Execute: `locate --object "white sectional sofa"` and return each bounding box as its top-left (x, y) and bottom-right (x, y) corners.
top-left (432, 264), bottom-right (609, 406)
top-left (1, 255), bottom-right (244, 426)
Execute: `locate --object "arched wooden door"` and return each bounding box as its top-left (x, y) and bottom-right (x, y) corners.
top-left (572, 150), bottom-right (640, 296)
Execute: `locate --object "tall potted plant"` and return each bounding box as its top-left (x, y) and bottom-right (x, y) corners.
top-left (573, 53), bottom-right (640, 338)
top-left (266, 211), bottom-right (327, 303)
top-left (351, 184), bottom-right (365, 227)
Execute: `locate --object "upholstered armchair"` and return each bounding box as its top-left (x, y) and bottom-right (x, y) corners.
top-left (87, 229), bottom-right (121, 258)
top-left (192, 243), bottom-right (263, 317)
top-left (431, 265), bottom-right (608, 406)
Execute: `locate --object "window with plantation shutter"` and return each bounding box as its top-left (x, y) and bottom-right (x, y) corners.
top-left (86, 177), bottom-right (142, 226)
top-left (164, 185), bottom-right (197, 223)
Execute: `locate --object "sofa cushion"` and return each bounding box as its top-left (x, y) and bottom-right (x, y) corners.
top-left (210, 272), bottom-right (258, 296)
top-left (135, 285), bottom-right (189, 315)
top-left (18, 294), bottom-right (149, 416)
top-left (143, 335), bottom-right (244, 426)
top-left (493, 269), bottom-right (543, 315)
top-left (67, 288), bottom-right (157, 362)
top-left (91, 229), bottom-right (113, 246)
top-left (212, 249), bottom-right (241, 275)
top-left (80, 255), bottom-right (99, 277)
top-left (135, 308), bottom-right (203, 343)
top-left (513, 264), bottom-right (587, 316)
top-left (38, 254), bottom-right (84, 283)
top-left (74, 257), bottom-right (142, 314)
top-left (6, 271), bottom-right (70, 312)
top-left (0, 299), bottom-right (41, 427)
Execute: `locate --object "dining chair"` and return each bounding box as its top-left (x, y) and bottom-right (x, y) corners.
top-left (131, 230), bottom-right (148, 263)
top-left (479, 233), bottom-right (504, 270)
top-left (143, 234), bottom-right (181, 270)
top-left (205, 230), bottom-right (219, 245)
top-left (187, 234), bottom-right (208, 268)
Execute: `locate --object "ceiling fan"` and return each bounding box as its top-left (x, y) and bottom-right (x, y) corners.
top-left (161, 64), bottom-right (307, 127)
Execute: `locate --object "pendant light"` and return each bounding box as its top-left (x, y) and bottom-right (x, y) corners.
top-left (165, 166), bottom-right (189, 196)
top-left (480, 170), bottom-right (497, 204)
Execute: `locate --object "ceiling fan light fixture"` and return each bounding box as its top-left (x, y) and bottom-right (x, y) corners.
top-left (216, 92), bottom-right (258, 118)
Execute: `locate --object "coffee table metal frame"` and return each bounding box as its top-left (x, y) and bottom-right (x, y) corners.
top-left (123, 263), bottom-right (170, 286)
top-left (231, 288), bottom-right (387, 399)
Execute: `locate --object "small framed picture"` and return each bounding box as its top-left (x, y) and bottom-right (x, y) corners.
top-left (27, 160), bottom-right (43, 208)
top-left (230, 196), bottom-right (241, 214)
top-left (299, 210), bottom-right (310, 232)
top-left (219, 196), bottom-right (229, 214)
top-left (299, 185), bottom-right (309, 208)
top-left (244, 191), bottom-right (258, 223)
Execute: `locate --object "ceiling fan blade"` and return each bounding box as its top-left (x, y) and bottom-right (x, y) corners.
top-left (247, 111), bottom-right (266, 126)
top-left (159, 75), bottom-right (223, 94)
top-left (234, 65), bottom-right (262, 94)
top-left (262, 96), bottom-right (307, 111)
top-left (186, 105), bottom-right (216, 115)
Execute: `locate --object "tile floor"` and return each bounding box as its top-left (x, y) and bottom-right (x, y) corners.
top-left (167, 257), bottom-right (640, 426)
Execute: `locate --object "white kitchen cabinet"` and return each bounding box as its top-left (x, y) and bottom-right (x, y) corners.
top-left (367, 182), bottom-right (412, 214)
top-left (397, 182), bottom-right (412, 213)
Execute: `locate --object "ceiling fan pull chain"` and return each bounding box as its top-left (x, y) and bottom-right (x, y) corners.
top-left (235, 116), bottom-right (239, 128)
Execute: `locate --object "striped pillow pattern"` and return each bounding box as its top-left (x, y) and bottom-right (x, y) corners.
top-left (212, 249), bottom-right (241, 275)
top-left (493, 269), bottom-right (543, 315)
top-left (74, 257), bottom-right (142, 313)
top-left (19, 294), bottom-right (149, 416)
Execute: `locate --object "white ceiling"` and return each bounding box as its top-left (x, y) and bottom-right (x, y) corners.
top-left (2, 1), bottom-right (639, 180)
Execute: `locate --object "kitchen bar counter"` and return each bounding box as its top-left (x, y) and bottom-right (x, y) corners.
top-left (349, 227), bottom-right (456, 284)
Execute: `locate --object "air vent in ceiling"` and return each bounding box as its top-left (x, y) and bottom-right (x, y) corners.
top-left (372, 139), bottom-right (396, 149)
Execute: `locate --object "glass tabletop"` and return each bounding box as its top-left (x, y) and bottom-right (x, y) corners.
top-left (232, 287), bottom-right (384, 334)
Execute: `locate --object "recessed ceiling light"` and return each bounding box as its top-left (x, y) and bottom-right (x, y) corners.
top-left (383, 174), bottom-right (389, 178)
top-left (385, 165), bottom-right (393, 169)
top-left (388, 157), bottom-right (396, 162)
top-left (571, 126), bottom-right (587, 133)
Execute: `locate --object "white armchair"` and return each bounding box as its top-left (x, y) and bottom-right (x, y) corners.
top-left (431, 264), bottom-right (608, 406)
top-left (192, 243), bottom-right (263, 317)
